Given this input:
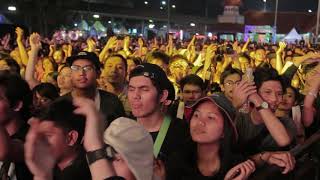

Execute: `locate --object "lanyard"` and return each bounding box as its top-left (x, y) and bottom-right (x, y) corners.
top-left (153, 116), bottom-right (171, 158)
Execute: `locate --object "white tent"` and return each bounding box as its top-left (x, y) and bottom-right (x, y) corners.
top-left (283, 28), bottom-right (302, 43)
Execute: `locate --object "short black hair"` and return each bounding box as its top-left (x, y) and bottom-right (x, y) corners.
top-left (180, 74), bottom-right (205, 91)
top-left (253, 66), bottom-right (285, 92)
top-left (106, 54), bottom-right (128, 71)
top-left (0, 58), bottom-right (20, 74)
top-left (36, 96), bottom-right (85, 145)
top-left (220, 66), bottom-right (243, 85)
top-left (0, 71), bottom-right (32, 120)
top-left (32, 83), bottom-right (59, 100)
top-left (148, 51), bottom-right (170, 65)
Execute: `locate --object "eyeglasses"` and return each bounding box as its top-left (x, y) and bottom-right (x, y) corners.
top-left (70, 65), bottom-right (95, 73)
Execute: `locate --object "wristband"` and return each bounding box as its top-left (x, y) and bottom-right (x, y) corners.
top-left (86, 147), bottom-right (107, 165)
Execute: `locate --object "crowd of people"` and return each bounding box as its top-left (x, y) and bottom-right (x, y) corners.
top-left (0, 26), bottom-right (320, 180)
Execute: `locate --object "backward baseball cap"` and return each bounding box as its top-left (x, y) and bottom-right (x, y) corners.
top-left (103, 117), bottom-right (157, 180)
top-left (129, 63), bottom-right (175, 101)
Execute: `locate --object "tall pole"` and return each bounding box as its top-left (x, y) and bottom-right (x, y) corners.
top-left (167, 0), bottom-right (171, 33)
top-left (273, 0), bottom-right (278, 43)
top-left (316, 0), bottom-right (320, 44)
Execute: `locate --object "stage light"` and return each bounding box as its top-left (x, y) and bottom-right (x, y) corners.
top-left (8, 6), bottom-right (16, 11)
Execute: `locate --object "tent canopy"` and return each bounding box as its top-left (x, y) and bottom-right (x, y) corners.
top-left (283, 28), bottom-right (302, 42)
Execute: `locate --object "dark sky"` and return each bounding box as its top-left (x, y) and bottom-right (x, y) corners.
top-left (132, 0), bottom-right (318, 17)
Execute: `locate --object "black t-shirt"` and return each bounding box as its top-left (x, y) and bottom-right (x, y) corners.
top-left (64, 90), bottom-right (126, 126)
top-left (149, 117), bottom-right (192, 165)
top-left (53, 149), bottom-right (91, 180)
top-left (166, 142), bottom-right (243, 180)
top-left (7, 123), bottom-right (33, 180)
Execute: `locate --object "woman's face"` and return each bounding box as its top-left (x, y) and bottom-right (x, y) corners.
top-left (190, 100), bottom-right (224, 144)
top-left (43, 58), bottom-right (54, 72)
top-left (278, 87), bottom-right (296, 111)
top-left (53, 50), bottom-right (64, 64)
top-left (33, 92), bottom-right (53, 110)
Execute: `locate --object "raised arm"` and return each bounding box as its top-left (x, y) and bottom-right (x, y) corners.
top-left (275, 42), bottom-right (286, 74)
top-left (25, 33), bottom-right (41, 89)
top-left (99, 36), bottom-right (117, 63)
top-left (73, 97), bottom-right (116, 180)
top-left (16, 27), bottom-right (29, 66)
top-left (249, 92), bottom-right (291, 146)
top-left (303, 71), bottom-right (320, 127)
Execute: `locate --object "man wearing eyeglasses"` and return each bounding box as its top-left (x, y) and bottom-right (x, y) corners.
top-left (66, 51), bottom-right (125, 126)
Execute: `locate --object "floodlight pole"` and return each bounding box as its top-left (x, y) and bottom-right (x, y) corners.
top-left (167, 0), bottom-right (171, 33)
top-left (273, 0), bottom-right (278, 43)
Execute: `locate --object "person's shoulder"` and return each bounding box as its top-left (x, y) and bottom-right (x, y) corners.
top-left (11, 122), bottom-right (30, 141)
top-left (169, 116), bottom-right (189, 129)
top-left (98, 89), bottom-right (119, 99)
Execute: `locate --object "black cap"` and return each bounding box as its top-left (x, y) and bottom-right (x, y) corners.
top-left (129, 63), bottom-right (175, 101)
top-left (66, 51), bottom-right (102, 70)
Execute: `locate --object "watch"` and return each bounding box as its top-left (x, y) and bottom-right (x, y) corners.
top-left (256, 101), bottom-right (269, 111)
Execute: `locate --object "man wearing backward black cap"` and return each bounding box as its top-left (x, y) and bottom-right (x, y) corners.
top-left (127, 63), bottom-right (192, 174)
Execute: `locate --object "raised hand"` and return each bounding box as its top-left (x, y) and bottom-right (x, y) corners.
top-left (205, 44), bottom-right (217, 61)
top-left (138, 37), bottom-right (144, 48)
top-left (25, 121), bottom-right (55, 180)
top-left (232, 80), bottom-right (257, 109)
top-left (29, 33), bottom-right (42, 51)
top-left (15, 27), bottom-right (24, 42)
top-left (187, 35), bottom-right (196, 50)
top-left (277, 42), bottom-right (286, 54)
top-left (123, 36), bottom-right (130, 51)
top-left (87, 38), bottom-right (96, 52)
top-left (73, 97), bottom-right (105, 151)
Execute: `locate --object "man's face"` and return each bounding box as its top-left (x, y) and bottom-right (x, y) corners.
top-left (258, 80), bottom-right (283, 112)
top-left (71, 59), bottom-right (97, 89)
top-left (182, 84), bottom-right (203, 106)
top-left (103, 56), bottom-right (126, 84)
top-left (220, 73), bottom-right (241, 101)
top-left (37, 121), bottom-right (72, 162)
top-left (255, 49), bottom-right (266, 62)
top-left (128, 76), bottom-right (160, 118)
